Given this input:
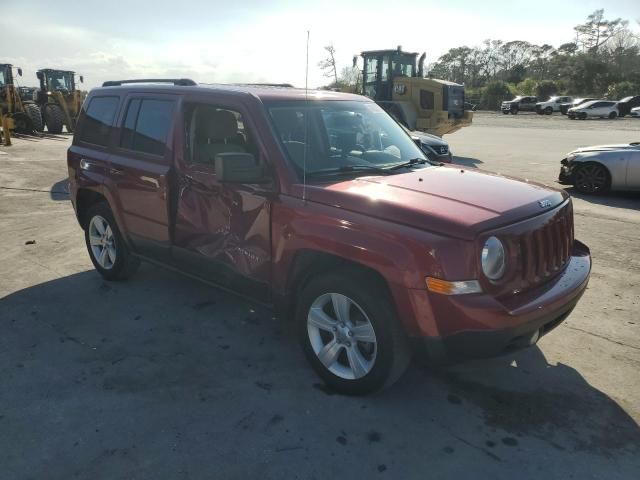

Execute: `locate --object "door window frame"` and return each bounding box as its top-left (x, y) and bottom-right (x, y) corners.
top-left (112, 92), bottom-right (180, 165)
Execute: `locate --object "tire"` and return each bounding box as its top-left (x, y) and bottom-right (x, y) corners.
top-left (545, 107), bottom-right (553, 115)
top-left (511, 107), bottom-right (518, 115)
top-left (24, 103), bottom-right (44, 132)
top-left (84, 202), bottom-right (140, 281)
top-left (608, 111), bottom-right (617, 119)
top-left (502, 110), bottom-right (509, 115)
top-left (44, 104), bottom-right (65, 134)
top-left (297, 271), bottom-right (411, 395)
top-left (574, 162), bottom-right (610, 195)
top-left (579, 112), bottom-right (587, 120)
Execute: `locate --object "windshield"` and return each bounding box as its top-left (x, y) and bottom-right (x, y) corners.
top-left (46, 72), bottom-right (73, 91)
top-left (267, 100), bottom-right (427, 179)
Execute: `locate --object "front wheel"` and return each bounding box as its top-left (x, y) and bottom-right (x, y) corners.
top-left (579, 112), bottom-right (587, 120)
top-left (545, 107), bottom-right (553, 115)
top-left (608, 111), bottom-right (617, 119)
top-left (84, 203), bottom-right (140, 280)
top-left (297, 271), bottom-right (411, 395)
top-left (44, 104), bottom-right (65, 134)
top-left (574, 163), bottom-right (610, 195)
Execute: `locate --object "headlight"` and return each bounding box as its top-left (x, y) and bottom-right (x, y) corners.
top-left (567, 153), bottom-right (577, 162)
top-left (481, 236), bottom-right (506, 281)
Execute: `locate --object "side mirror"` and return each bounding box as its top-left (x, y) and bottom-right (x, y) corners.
top-left (17, 68), bottom-right (23, 76)
top-left (352, 55), bottom-right (358, 68)
top-left (80, 75), bottom-right (84, 83)
top-left (215, 152), bottom-right (267, 183)
top-left (36, 72), bottom-right (43, 80)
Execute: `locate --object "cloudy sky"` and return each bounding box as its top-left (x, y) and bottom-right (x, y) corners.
top-left (3, 0), bottom-right (639, 89)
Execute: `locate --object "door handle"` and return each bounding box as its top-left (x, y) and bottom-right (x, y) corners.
top-left (110, 166), bottom-right (125, 176)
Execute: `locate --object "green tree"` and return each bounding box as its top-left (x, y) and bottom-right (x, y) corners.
top-left (606, 81), bottom-right (640, 99)
top-left (516, 78), bottom-right (537, 95)
top-left (481, 81), bottom-right (511, 110)
top-left (535, 80), bottom-right (559, 99)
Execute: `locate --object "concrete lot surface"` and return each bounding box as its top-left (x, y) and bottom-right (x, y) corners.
top-left (1, 114), bottom-right (639, 479)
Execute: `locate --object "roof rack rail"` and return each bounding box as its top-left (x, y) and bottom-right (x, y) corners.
top-left (102, 78), bottom-right (197, 87)
top-left (230, 83), bottom-right (295, 88)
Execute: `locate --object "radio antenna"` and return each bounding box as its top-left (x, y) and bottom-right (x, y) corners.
top-left (303, 30), bottom-right (310, 204)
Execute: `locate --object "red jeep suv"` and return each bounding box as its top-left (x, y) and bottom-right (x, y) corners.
top-left (67, 79), bottom-right (591, 394)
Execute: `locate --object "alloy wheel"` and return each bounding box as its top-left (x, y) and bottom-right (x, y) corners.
top-left (575, 164), bottom-right (608, 194)
top-left (89, 215), bottom-right (116, 269)
top-left (307, 293), bottom-right (377, 380)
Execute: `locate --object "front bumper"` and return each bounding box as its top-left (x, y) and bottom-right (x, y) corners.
top-left (558, 159), bottom-right (574, 184)
top-left (413, 241), bottom-right (591, 363)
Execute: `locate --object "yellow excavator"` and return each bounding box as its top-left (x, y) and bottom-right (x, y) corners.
top-left (1, 64), bottom-right (44, 144)
top-left (35, 68), bottom-right (85, 134)
top-left (354, 47), bottom-right (473, 136)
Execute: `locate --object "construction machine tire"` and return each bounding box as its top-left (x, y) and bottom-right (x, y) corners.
top-left (24, 103), bottom-right (44, 132)
top-left (44, 105), bottom-right (65, 134)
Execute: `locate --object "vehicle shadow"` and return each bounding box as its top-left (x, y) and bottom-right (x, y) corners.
top-left (563, 187), bottom-right (640, 211)
top-left (1, 266), bottom-right (638, 477)
top-left (50, 178), bottom-right (70, 201)
top-left (452, 156), bottom-right (484, 168)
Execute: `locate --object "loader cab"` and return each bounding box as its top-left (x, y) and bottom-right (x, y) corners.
top-left (37, 69), bottom-right (77, 93)
top-left (0, 64), bottom-right (19, 88)
top-left (361, 48), bottom-right (418, 101)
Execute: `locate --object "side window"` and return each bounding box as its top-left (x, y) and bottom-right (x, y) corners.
top-left (184, 103), bottom-right (258, 167)
top-left (420, 90), bottom-right (435, 110)
top-left (78, 96), bottom-right (119, 146)
top-left (120, 98), bottom-right (175, 156)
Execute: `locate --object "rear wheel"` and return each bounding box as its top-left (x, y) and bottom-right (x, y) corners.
top-left (24, 103), bottom-right (44, 132)
top-left (84, 203), bottom-right (140, 280)
top-left (608, 111), bottom-right (617, 119)
top-left (574, 163), bottom-right (610, 195)
top-left (44, 104), bottom-right (65, 134)
top-left (297, 271), bottom-right (411, 395)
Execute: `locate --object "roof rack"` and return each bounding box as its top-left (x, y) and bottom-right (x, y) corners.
top-left (102, 78), bottom-right (197, 87)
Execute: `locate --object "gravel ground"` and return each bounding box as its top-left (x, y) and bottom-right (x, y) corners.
top-left (1, 114), bottom-right (639, 479)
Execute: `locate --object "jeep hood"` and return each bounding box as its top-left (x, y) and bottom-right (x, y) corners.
top-left (300, 166), bottom-right (567, 240)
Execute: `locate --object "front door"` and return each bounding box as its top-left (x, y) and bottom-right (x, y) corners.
top-left (172, 97), bottom-right (273, 302)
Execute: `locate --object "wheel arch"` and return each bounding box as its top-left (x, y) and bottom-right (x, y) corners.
top-left (76, 188), bottom-right (108, 229)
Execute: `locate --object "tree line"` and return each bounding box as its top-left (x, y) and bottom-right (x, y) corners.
top-left (428, 9), bottom-right (640, 109)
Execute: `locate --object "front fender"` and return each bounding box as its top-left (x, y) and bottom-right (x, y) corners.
top-left (271, 195), bottom-right (476, 334)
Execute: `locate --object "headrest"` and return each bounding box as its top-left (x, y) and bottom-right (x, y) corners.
top-left (195, 107), bottom-right (238, 141)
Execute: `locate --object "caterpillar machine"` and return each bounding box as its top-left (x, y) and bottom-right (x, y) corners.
top-left (35, 68), bottom-right (85, 134)
top-left (354, 47), bottom-right (473, 136)
top-left (1, 64), bottom-right (43, 145)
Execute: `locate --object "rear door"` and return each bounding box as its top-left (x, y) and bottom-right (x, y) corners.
top-left (108, 92), bottom-right (178, 260)
top-left (171, 95), bottom-right (274, 301)
top-left (69, 94), bottom-right (121, 193)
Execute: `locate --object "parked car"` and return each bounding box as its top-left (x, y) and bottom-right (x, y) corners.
top-left (535, 96), bottom-right (573, 115)
top-left (616, 96), bottom-right (640, 117)
top-left (630, 106), bottom-right (640, 118)
top-left (559, 142), bottom-right (640, 194)
top-left (501, 96), bottom-right (538, 114)
top-left (387, 112), bottom-right (453, 163)
top-left (560, 98), bottom-right (597, 115)
top-left (567, 100), bottom-right (618, 119)
top-left (67, 79), bottom-right (591, 394)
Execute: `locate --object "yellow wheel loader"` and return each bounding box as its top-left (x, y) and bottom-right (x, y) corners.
top-left (36, 69), bottom-right (85, 134)
top-left (1, 64), bottom-right (44, 141)
top-left (354, 47), bottom-right (473, 136)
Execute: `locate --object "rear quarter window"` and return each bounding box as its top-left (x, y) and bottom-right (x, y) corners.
top-left (77, 96), bottom-right (120, 146)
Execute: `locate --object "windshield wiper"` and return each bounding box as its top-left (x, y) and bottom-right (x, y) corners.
top-left (386, 158), bottom-right (431, 171)
top-left (306, 164), bottom-right (392, 177)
